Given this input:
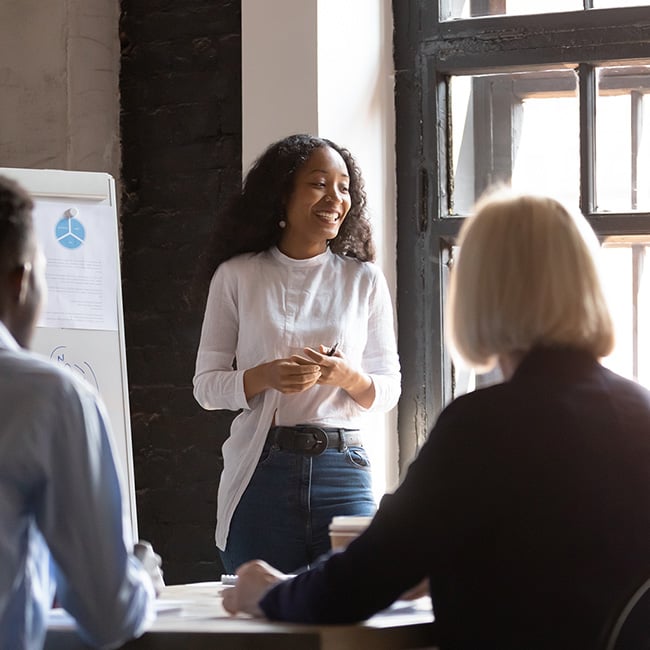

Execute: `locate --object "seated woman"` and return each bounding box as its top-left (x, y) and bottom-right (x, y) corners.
top-left (222, 191), bottom-right (650, 650)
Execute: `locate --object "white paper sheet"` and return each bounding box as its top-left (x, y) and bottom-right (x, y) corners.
top-left (33, 199), bottom-right (118, 331)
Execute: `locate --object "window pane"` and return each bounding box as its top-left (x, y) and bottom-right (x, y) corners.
top-left (600, 240), bottom-right (650, 390)
top-left (595, 64), bottom-right (650, 212)
top-left (440, 0), bottom-right (581, 20)
top-left (592, 0), bottom-right (650, 7)
top-left (449, 70), bottom-right (579, 216)
top-left (510, 94), bottom-right (579, 207)
top-left (448, 239), bottom-right (650, 399)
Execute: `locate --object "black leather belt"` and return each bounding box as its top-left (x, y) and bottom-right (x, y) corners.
top-left (267, 425), bottom-right (362, 456)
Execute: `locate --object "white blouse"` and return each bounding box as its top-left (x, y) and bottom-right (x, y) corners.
top-left (193, 246), bottom-right (401, 548)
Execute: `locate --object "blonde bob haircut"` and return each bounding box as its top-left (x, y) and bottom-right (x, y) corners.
top-left (447, 190), bottom-right (615, 372)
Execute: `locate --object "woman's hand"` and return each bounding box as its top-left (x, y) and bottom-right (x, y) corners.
top-left (244, 358), bottom-right (321, 400)
top-left (221, 560), bottom-right (287, 617)
top-left (294, 345), bottom-right (344, 385)
top-left (293, 346), bottom-right (376, 409)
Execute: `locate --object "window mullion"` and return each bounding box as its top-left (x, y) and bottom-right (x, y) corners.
top-left (579, 63), bottom-right (596, 214)
top-left (632, 245), bottom-right (645, 380)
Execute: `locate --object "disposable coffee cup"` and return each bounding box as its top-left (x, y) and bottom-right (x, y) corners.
top-left (328, 515), bottom-right (374, 551)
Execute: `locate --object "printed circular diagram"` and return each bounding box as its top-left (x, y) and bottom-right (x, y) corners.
top-left (55, 216), bottom-right (86, 249)
top-left (50, 346), bottom-right (100, 391)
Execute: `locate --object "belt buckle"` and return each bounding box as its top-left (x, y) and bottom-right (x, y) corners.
top-left (295, 425), bottom-right (328, 456)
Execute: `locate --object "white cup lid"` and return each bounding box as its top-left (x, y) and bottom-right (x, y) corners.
top-left (328, 515), bottom-right (374, 531)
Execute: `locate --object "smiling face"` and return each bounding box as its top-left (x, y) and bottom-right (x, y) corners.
top-left (279, 145), bottom-right (352, 259)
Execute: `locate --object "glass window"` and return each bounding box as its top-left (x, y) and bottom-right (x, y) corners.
top-left (446, 62), bottom-right (650, 400)
top-left (449, 70), bottom-right (579, 216)
top-left (450, 238), bottom-right (650, 402)
top-left (601, 238), bottom-right (650, 388)
top-left (446, 64), bottom-right (650, 400)
top-left (394, 1), bottom-right (650, 454)
top-left (592, 0), bottom-right (650, 6)
top-left (596, 65), bottom-right (650, 212)
top-left (441, 0), bottom-right (582, 21)
top-left (440, 0), bottom-right (650, 20)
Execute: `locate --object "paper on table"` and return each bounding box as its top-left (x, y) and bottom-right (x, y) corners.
top-left (367, 596), bottom-right (433, 621)
top-left (155, 601), bottom-right (185, 615)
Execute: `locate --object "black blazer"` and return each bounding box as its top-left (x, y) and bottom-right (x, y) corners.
top-left (261, 347), bottom-right (650, 649)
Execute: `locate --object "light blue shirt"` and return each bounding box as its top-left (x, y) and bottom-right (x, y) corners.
top-left (0, 322), bottom-right (155, 649)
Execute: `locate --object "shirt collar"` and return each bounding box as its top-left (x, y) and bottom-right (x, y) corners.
top-left (270, 246), bottom-right (332, 268)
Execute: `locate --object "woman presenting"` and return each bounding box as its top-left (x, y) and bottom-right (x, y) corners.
top-left (193, 134), bottom-right (401, 574)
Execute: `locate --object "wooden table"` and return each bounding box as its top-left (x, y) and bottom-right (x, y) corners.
top-left (45, 581), bottom-right (436, 649)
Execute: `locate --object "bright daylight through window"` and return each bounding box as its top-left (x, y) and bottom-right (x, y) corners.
top-left (436, 2), bottom-right (650, 401)
top-left (449, 63), bottom-right (650, 392)
top-left (441, 0), bottom-right (646, 20)
top-left (393, 1), bottom-right (650, 449)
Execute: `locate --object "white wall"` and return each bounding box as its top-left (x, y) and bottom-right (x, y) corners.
top-left (242, 0), bottom-right (399, 496)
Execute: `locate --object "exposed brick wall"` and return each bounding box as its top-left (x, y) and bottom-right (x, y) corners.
top-left (119, 0), bottom-right (241, 584)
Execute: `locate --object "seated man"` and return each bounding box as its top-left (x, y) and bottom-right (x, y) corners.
top-left (0, 175), bottom-right (164, 649)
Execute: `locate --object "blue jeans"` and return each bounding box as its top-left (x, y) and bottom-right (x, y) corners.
top-left (219, 441), bottom-right (376, 574)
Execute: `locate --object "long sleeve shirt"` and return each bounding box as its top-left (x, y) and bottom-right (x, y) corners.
top-left (0, 322), bottom-right (156, 649)
top-left (193, 247), bottom-right (401, 549)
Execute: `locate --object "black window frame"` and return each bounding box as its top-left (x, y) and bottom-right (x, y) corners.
top-left (393, 2), bottom-right (650, 472)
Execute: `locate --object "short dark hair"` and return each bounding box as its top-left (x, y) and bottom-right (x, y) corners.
top-left (0, 175), bottom-right (34, 272)
top-left (193, 134), bottom-right (375, 306)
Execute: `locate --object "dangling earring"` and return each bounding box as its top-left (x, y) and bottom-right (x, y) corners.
top-left (278, 220), bottom-right (286, 229)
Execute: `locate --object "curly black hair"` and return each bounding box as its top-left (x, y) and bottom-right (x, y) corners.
top-left (193, 134), bottom-right (375, 306)
top-left (0, 175), bottom-right (34, 273)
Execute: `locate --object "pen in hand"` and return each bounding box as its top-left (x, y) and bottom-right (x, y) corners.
top-left (327, 341), bottom-right (339, 356)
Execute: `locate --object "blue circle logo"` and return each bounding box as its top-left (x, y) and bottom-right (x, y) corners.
top-left (55, 217), bottom-right (86, 249)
